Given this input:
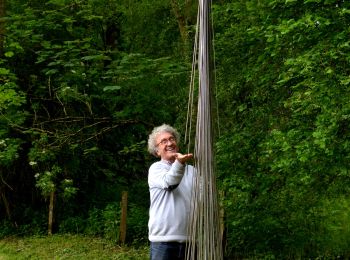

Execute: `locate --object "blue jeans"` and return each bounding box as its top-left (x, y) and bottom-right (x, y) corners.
top-left (150, 242), bottom-right (187, 260)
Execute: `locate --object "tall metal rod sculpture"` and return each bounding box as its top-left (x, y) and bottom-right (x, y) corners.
top-left (186, 0), bottom-right (223, 258)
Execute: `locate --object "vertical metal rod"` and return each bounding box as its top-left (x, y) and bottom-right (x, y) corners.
top-left (186, 0), bottom-right (223, 258)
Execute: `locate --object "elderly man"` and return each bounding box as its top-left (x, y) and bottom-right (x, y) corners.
top-left (147, 124), bottom-right (194, 260)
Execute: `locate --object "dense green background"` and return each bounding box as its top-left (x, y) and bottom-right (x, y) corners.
top-left (1, 0), bottom-right (350, 258)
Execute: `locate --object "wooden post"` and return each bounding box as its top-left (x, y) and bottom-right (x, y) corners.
top-left (48, 190), bottom-right (55, 236)
top-left (119, 191), bottom-right (128, 244)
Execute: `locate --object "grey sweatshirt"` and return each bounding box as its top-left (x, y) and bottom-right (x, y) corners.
top-left (148, 159), bottom-right (195, 242)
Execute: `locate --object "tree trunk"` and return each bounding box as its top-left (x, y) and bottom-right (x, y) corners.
top-left (1, 190), bottom-right (11, 220)
top-left (170, 0), bottom-right (192, 59)
top-left (170, 0), bottom-right (187, 43)
top-left (48, 190), bottom-right (55, 236)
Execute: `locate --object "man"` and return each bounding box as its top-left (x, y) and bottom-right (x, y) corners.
top-left (147, 124), bottom-right (194, 260)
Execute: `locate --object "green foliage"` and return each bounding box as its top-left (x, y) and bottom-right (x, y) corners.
top-left (34, 166), bottom-right (60, 195)
top-left (4, 0), bottom-right (350, 258)
top-left (118, 0), bottom-right (181, 56)
top-left (125, 203), bottom-right (149, 245)
top-left (214, 0), bottom-right (350, 258)
top-left (58, 216), bottom-right (86, 234)
top-left (0, 138), bottom-right (22, 166)
top-left (2, 0), bottom-right (188, 244)
top-left (85, 203), bottom-right (121, 242)
top-left (0, 208), bottom-right (47, 238)
top-left (82, 200), bottom-right (148, 244)
top-left (0, 63), bottom-right (26, 168)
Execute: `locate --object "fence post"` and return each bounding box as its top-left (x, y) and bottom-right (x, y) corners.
top-left (48, 190), bottom-right (55, 236)
top-left (119, 191), bottom-right (128, 244)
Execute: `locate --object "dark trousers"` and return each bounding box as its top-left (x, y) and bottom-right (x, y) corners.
top-left (150, 242), bottom-right (187, 260)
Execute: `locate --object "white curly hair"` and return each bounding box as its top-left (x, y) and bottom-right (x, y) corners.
top-left (148, 124), bottom-right (180, 157)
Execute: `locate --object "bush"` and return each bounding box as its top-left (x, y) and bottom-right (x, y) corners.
top-left (126, 203), bottom-right (148, 245)
top-left (58, 216), bottom-right (86, 234)
top-left (84, 203), bottom-right (121, 242)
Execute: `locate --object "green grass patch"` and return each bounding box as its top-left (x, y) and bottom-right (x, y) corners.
top-left (0, 234), bottom-right (149, 259)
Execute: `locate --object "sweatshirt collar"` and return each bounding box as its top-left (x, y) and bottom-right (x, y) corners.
top-left (161, 159), bottom-right (174, 165)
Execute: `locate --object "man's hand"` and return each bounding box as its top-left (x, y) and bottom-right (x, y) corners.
top-left (175, 153), bottom-right (193, 164)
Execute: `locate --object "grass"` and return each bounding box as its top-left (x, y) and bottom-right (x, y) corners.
top-left (0, 234), bottom-right (149, 259)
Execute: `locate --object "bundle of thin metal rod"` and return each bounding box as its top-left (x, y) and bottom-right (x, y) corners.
top-left (185, 0), bottom-right (223, 258)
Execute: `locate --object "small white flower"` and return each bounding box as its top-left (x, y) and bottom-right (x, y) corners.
top-left (29, 161), bottom-right (37, 166)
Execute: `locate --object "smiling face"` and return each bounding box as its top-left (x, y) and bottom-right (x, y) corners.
top-left (155, 131), bottom-right (179, 162)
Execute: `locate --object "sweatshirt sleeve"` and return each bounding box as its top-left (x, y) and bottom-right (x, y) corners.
top-left (148, 160), bottom-right (186, 190)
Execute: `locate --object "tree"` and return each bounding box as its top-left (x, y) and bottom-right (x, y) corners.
top-left (1, 0), bottom-right (190, 240)
top-left (0, 0), bottom-right (5, 53)
top-left (214, 0), bottom-right (350, 257)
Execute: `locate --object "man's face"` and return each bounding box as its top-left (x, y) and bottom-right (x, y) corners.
top-left (155, 132), bottom-right (178, 162)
